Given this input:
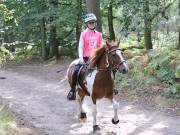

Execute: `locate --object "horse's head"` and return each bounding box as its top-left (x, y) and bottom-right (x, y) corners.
top-left (105, 41), bottom-right (129, 74)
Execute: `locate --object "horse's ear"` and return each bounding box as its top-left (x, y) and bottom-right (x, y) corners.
top-left (117, 40), bottom-right (120, 46)
top-left (117, 38), bottom-right (121, 45)
top-left (105, 41), bottom-right (110, 49)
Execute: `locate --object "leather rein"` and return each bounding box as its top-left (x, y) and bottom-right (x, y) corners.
top-left (88, 47), bottom-right (126, 72)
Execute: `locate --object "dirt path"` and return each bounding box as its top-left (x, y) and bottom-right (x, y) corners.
top-left (0, 62), bottom-right (180, 135)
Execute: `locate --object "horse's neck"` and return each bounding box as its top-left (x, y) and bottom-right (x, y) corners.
top-left (97, 54), bottom-right (109, 70)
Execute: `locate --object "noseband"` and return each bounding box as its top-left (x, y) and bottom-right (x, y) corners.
top-left (89, 46), bottom-right (126, 72)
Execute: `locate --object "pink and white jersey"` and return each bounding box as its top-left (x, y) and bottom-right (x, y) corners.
top-left (79, 29), bottom-right (102, 58)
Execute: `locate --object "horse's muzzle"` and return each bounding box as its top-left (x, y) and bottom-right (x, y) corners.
top-left (121, 68), bottom-right (128, 74)
top-left (118, 61), bottom-right (128, 74)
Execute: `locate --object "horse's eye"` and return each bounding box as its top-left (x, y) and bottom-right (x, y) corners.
top-left (111, 52), bottom-right (116, 56)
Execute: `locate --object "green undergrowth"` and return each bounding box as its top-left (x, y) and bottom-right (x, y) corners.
top-left (116, 39), bottom-right (180, 110)
top-left (0, 104), bottom-right (32, 135)
top-left (146, 49), bottom-right (175, 84)
top-left (116, 66), bottom-right (158, 95)
top-left (115, 64), bottom-right (180, 111)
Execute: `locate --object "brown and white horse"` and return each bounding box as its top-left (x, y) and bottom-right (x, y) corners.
top-left (67, 41), bottom-right (128, 131)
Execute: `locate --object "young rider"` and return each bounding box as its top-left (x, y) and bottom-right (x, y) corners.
top-left (67, 13), bottom-right (103, 100)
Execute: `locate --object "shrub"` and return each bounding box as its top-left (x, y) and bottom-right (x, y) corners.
top-left (147, 49), bottom-right (175, 84)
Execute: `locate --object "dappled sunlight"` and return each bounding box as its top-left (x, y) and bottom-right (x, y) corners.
top-left (68, 96), bottom-right (180, 135)
top-left (136, 122), bottom-right (169, 135)
top-left (150, 122), bottom-right (168, 130)
top-left (121, 105), bottom-right (134, 111)
top-left (139, 130), bottom-right (162, 135)
top-left (0, 61), bottom-right (180, 134)
top-left (70, 122), bottom-right (93, 135)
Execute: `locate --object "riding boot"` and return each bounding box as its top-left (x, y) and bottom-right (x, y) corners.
top-left (67, 88), bottom-right (76, 100)
top-left (67, 64), bottom-right (81, 100)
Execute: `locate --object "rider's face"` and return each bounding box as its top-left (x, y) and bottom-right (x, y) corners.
top-left (87, 21), bottom-right (96, 29)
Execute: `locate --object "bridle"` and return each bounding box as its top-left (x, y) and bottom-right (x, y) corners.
top-left (88, 46), bottom-right (126, 72)
top-left (106, 47), bottom-right (126, 72)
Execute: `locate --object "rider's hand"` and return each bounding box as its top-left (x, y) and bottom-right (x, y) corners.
top-left (79, 58), bottom-right (84, 64)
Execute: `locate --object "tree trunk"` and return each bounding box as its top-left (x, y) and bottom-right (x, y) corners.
top-left (108, 0), bottom-right (115, 40)
top-left (38, 0), bottom-right (48, 60)
top-left (49, 0), bottom-right (59, 59)
top-left (76, 0), bottom-right (82, 49)
top-left (85, 0), bottom-right (102, 32)
top-left (144, 19), bottom-right (153, 49)
top-left (40, 18), bottom-right (48, 60)
top-left (137, 31), bottom-right (141, 42)
top-left (143, 1), bottom-right (153, 50)
top-left (49, 25), bottom-right (59, 59)
top-left (178, 28), bottom-right (180, 49)
top-left (178, 0), bottom-right (180, 49)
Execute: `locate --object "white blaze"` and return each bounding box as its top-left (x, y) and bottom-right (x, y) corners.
top-left (116, 50), bottom-right (129, 70)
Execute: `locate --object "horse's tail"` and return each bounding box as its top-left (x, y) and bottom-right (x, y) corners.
top-left (56, 67), bottom-right (68, 73)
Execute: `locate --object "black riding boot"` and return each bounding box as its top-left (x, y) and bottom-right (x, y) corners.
top-left (67, 89), bottom-right (76, 100)
top-left (67, 64), bottom-right (81, 100)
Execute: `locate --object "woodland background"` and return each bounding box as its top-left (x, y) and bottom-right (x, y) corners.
top-left (0, 0), bottom-right (180, 100)
top-left (0, 0), bottom-right (180, 134)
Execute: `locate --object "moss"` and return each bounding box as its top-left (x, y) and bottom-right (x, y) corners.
top-left (170, 50), bottom-right (180, 60)
top-left (0, 105), bottom-right (32, 135)
top-left (175, 70), bottom-right (180, 78)
top-left (176, 84), bottom-right (180, 91)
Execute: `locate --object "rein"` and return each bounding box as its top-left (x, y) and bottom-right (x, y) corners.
top-left (88, 47), bottom-right (126, 72)
top-left (107, 48), bottom-right (126, 71)
top-left (89, 67), bottom-right (111, 71)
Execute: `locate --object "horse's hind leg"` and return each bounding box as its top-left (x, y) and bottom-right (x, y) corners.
top-left (111, 98), bottom-right (119, 124)
top-left (77, 89), bottom-right (87, 121)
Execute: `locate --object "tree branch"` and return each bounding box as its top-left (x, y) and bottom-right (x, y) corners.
top-left (151, 1), bottom-right (175, 21)
top-left (121, 45), bottom-right (144, 51)
top-left (57, 26), bottom-right (75, 42)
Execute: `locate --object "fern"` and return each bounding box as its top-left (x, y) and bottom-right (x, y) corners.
top-left (147, 49), bottom-right (175, 84)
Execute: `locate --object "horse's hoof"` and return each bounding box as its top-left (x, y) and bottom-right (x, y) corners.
top-left (112, 119), bottom-right (119, 124)
top-left (93, 125), bottom-right (100, 131)
top-left (80, 112), bottom-right (87, 119)
top-left (114, 89), bottom-right (118, 95)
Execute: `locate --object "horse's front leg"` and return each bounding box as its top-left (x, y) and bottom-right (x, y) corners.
top-left (92, 97), bottom-right (100, 131)
top-left (111, 98), bottom-right (119, 124)
top-left (92, 103), bottom-right (100, 131)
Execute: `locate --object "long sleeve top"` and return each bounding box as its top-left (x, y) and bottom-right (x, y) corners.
top-left (78, 28), bottom-right (103, 60)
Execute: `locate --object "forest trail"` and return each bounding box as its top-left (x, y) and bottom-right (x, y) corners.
top-left (0, 61), bottom-right (180, 135)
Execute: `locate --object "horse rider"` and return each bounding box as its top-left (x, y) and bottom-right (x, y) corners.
top-left (67, 13), bottom-right (103, 100)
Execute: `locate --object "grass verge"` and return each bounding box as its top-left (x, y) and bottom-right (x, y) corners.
top-left (0, 103), bottom-right (33, 135)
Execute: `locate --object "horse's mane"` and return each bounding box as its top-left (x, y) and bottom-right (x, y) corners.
top-left (90, 46), bottom-right (105, 68)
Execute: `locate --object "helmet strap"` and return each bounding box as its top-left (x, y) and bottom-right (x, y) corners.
top-left (88, 27), bottom-right (96, 31)
top-left (86, 24), bottom-right (96, 31)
